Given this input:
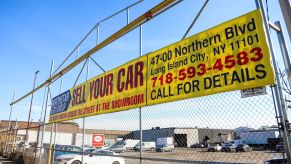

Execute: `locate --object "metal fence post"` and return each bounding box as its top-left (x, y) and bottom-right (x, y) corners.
top-left (11, 120), bottom-right (17, 157)
top-left (48, 124), bottom-right (54, 164)
top-left (82, 58), bottom-right (90, 163)
top-left (139, 25), bottom-right (143, 164)
top-left (278, 0), bottom-right (291, 41)
top-left (127, 8), bottom-right (130, 25)
top-left (52, 76), bottom-right (62, 162)
top-left (39, 61), bottom-right (54, 164)
top-left (273, 21), bottom-right (291, 89)
top-left (4, 91), bottom-right (15, 157)
top-left (25, 71), bottom-right (39, 145)
top-left (96, 24), bottom-right (100, 45)
top-left (256, 0), bottom-right (291, 161)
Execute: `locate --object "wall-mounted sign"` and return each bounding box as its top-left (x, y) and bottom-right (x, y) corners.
top-left (241, 86), bottom-right (267, 98)
top-left (92, 134), bottom-right (104, 147)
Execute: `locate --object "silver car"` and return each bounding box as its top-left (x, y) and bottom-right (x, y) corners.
top-left (156, 144), bottom-right (174, 152)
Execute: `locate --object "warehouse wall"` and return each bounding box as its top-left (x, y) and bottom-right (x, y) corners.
top-left (17, 129), bottom-right (73, 145)
top-left (174, 128), bottom-right (199, 147)
top-left (197, 128), bottom-right (233, 143)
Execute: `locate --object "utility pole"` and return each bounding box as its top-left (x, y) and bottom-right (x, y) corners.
top-left (278, 0), bottom-right (291, 41)
top-left (25, 70), bottom-right (39, 144)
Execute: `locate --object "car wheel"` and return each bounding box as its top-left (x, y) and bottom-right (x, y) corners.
top-left (72, 160), bottom-right (82, 164)
top-left (112, 161), bottom-right (120, 164)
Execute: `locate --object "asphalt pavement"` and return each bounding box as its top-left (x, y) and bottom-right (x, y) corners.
top-left (0, 156), bottom-right (15, 164)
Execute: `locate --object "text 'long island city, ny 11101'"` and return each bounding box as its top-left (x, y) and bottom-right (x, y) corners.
top-left (49, 9), bottom-right (275, 123)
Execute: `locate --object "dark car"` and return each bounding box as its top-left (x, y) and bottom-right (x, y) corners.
top-left (275, 142), bottom-right (285, 152)
top-left (264, 157), bottom-right (287, 164)
top-left (190, 143), bottom-right (205, 148)
top-left (236, 144), bottom-right (252, 152)
top-left (52, 144), bottom-right (83, 160)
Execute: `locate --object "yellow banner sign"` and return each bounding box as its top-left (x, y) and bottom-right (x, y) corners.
top-left (49, 56), bottom-right (147, 123)
top-left (49, 9), bottom-right (274, 123)
top-left (147, 9), bottom-right (274, 105)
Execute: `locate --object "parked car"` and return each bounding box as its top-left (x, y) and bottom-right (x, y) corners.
top-left (207, 143), bottom-right (222, 152)
top-left (109, 139), bottom-right (139, 153)
top-left (222, 143), bottom-right (237, 152)
top-left (53, 145), bottom-right (83, 159)
top-left (275, 142), bottom-right (285, 152)
top-left (83, 148), bottom-right (98, 155)
top-left (156, 144), bottom-right (174, 152)
top-left (90, 149), bottom-right (118, 156)
top-left (55, 150), bottom-right (124, 164)
top-left (109, 144), bottom-right (125, 153)
top-left (190, 143), bottom-right (205, 148)
top-left (134, 142), bottom-right (156, 151)
top-left (236, 144), bottom-right (252, 152)
top-left (97, 145), bottom-right (111, 150)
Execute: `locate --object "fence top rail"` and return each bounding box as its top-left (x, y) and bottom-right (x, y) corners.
top-left (52, 0), bottom-right (144, 75)
top-left (10, 0), bottom-right (179, 106)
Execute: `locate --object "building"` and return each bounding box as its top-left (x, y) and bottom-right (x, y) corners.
top-left (0, 120), bottom-right (129, 147)
top-left (122, 127), bottom-right (234, 147)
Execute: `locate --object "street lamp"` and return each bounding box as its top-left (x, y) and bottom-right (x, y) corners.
top-left (24, 70), bottom-right (39, 144)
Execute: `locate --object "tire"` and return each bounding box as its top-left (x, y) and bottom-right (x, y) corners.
top-left (112, 161), bottom-right (120, 164)
top-left (12, 153), bottom-right (17, 161)
top-left (72, 160), bottom-right (82, 164)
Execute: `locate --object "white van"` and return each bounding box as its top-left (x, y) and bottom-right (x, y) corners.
top-left (134, 142), bottom-right (156, 151)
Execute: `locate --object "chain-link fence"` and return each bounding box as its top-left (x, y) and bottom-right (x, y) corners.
top-left (0, 87), bottom-right (287, 164)
top-left (1, 0), bottom-right (290, 164)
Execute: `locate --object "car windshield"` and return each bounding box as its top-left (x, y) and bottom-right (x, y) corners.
top-left (84, 149), bottom-right (96, 155)
top-left (92, 150), bottom-right (114, 156)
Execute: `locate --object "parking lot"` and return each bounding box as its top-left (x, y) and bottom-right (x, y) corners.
top-left (0, 156), bottom-right (15, 164)
top-left (121, 148), bottom-right (284, 164)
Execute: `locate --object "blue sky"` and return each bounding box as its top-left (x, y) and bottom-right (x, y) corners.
top-left (0, 0), bottom-right (290, 130)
